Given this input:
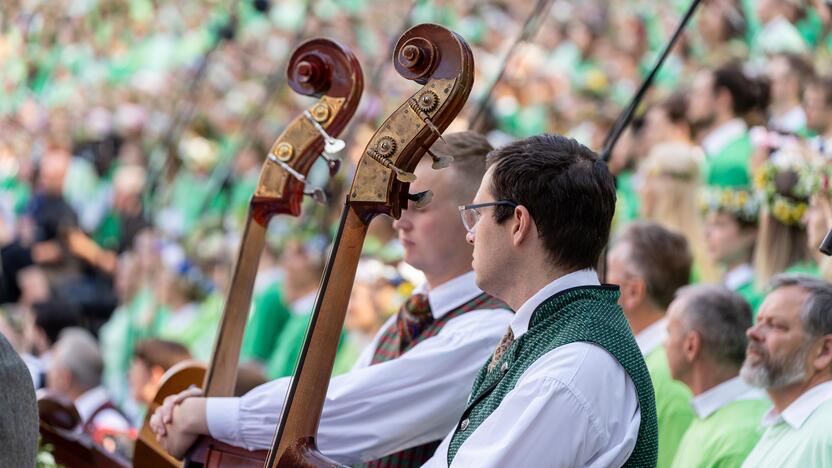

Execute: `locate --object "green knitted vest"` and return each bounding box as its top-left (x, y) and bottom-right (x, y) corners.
top-left (446, 286), bottom-right (658, 467)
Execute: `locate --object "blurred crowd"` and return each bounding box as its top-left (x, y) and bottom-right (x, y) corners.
top-left (3, 0), bottom-right (832, 462)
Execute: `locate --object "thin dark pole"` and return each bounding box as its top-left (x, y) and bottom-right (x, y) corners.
top-left (144, 0), bottom-right (241, 217)
top-left (193, 0), bottom-right (317, 216)
top-left (599, 0), bottom-right (704, 282)
top-left (599, 0), bottom-right (703, 163)
top-left (468, 0), bottom-right (556, 130)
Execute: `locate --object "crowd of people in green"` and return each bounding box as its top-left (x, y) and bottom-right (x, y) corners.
top-left (2, 0), bottom-right (832, 465)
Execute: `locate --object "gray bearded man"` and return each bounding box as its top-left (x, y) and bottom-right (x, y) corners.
top-left (741, 275), bottom-right (832, 468)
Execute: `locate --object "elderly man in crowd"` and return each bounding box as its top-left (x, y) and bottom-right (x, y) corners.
top-left (606, 221), bottom-right (696, 468)
top-left (48, 328), bottom-right (131, 439)
top-left (665, 285), bottom-right (769, 468)
top-left (741, 275), bottom-right (832, 467)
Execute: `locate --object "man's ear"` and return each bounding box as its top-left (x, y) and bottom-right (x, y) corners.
top-left (812, 334), bottom-right (832, 372)
top-left (151, 365), bottom-right (166, 384)
top-left (620, 276), bottom-right (647, 312)
top-left (511, 205), bottom-right (534, 247)
top-left (684, 330), bottom-right (701, 363)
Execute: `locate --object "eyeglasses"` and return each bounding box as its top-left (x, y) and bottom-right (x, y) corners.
top-left (458, 201), bottom-right (518, 234)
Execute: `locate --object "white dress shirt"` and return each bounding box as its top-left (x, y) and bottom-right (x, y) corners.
top-left (74, 386), bottom-right (131, 433)
top-left (635, 318), bottom-right (668, 357)
top-left (424, 269), bottom-right (641, 468)
top-left (760, 380), bottom-right (832, 429)
top-left (691, 376), bottom-right (767, 419)
top-left (769, 106), bottom-right (807, 134)
top-left (205, 271), bottom-right (512, 464)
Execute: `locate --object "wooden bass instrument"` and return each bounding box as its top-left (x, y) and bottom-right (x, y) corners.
top-left (132, 38), bottom-right (363, 468)
top-left (266, 23), bottom-right (474, 468)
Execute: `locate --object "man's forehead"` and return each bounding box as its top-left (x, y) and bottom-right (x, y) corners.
top-left (412, 158), bottom-right (460, 201)
top-left (759, 285), bottom-right (810, 320)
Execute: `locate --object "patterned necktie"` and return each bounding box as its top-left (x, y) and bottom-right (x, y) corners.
top-left (487, 327), bottom-right (515, 372)
top-left (395, 293), bottom-right (434, 353)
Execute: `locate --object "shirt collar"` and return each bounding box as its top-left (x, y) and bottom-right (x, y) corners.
top-left (636, 317), bottom-right (668, 356)
top-left (769, 106), bottom-right (807, 133)
top-left (762, 380), bottom-right (832, 429)
top-left (510, 269), bottom-right (600, 339)
top-left (724, 264), bottom-right (754, 291)
top-left (415, 271), bottom-right (486, 320)
top-left (692, 376), bottom-right (766, 419)
top-left (702, 118), bottom-right (748, 157)
top-left (74, 386), bottom-right (111, 423)
top-left (291, 291), bottom-right (317, 315)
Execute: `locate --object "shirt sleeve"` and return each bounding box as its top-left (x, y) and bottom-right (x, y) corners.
top-left (423, 342), bottom-right (641, 468)
top-left (206, 308), bottom-right (513, 463)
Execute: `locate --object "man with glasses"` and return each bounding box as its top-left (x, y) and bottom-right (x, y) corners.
top-left (425, 134), bottom-right (658, 467)
top-left (149, 132), bottom-right (513, 467)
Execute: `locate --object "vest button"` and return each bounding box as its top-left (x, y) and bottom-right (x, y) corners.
top-left (501, 362), bottom-right (509, 373)
top-left (460, 418), bottom-right (470, 431)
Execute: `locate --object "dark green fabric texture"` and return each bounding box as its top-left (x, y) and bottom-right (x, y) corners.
top-left (447, 286), bottom-right (658, 467)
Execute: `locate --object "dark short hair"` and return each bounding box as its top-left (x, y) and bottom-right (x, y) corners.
top-left (769, 274), bottom-right (832, 338)
top-left (660, 92), bottom-right (689, 126)
top-left (133, 339), bottom-right (192, 371)
top-left (486, 134), bottom-right (616, 270)
top-left (713, 62), bottom-right (768, 116)
top-left (617, 222), bottom-right (692, 309)
top-left (675, 284), bottom-right (752, 367)
top-left (32, 301), bottom-right (81, 345)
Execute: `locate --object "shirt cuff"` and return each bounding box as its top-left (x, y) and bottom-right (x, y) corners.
top-left (205, 397), bottom-right (242, 445)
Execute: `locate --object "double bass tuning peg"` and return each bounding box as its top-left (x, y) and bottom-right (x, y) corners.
top-left (267, 153), bottom-right (327, 204)
top-left (426, 149), bottom-right (453, 170)
top-left (408, 92), bottom-right (447, 145)
top-left (303, 109), bottom-right (344, 177)
top-left (304, 110), bottom-right (346, 154)
top-left (367, 137), bottom-right (417, 183)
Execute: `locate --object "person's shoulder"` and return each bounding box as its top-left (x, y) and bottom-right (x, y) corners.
top-left (803, 398), bottom-right (832, 434)
top-left (702, 399), bottom-right (769, 443)
top-left (439, 307), bottom-right (513, 336)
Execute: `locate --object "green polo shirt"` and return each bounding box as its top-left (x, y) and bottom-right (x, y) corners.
top-left (742, 382), bottom-right (832, 468)
top-left (671, 378), bottom-right (769, 468)
top-left (645, 345), bottom-right (696, 468)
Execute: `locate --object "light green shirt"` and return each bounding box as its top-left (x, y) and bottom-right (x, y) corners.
top-left (671, 377), bottom-right (769, 468)
top-left (742, 381), bottom-right (832, 468)
top-left (638, 320), bottom-right (696, 468)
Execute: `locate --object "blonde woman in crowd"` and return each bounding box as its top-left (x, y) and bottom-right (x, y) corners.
top-left (637, 141), bottom-right (718, 282)
top-left (752, 153), bottom-right (818, 287)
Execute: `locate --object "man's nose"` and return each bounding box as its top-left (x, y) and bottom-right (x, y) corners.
top-left (466, 231), bottom-right (475, 245)
top-left (747, 323), bottom-right (763, 341)
top-left (392, 217), bottom-right (410, 232)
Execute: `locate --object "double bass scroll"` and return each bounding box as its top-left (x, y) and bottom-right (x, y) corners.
top-left (267, 23), bottom-right (475, 468)
top-left (133, 38), bottom-right (363, 468)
